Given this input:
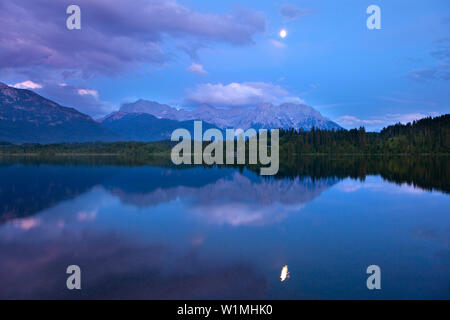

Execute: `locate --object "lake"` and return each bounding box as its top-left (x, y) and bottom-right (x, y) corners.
top-left (0, 156), bottom-right (448, 299)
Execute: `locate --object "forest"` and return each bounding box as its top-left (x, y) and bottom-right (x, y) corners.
top-left (278, 114), bottom-right (449, 155)
top-left (0, 114), bottom-right (448, 156)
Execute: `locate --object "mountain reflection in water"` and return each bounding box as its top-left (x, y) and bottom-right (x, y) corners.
top-left (0, 156), bottom-right (448, 299)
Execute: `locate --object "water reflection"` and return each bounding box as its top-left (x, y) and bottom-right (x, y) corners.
top-left (280, 265), bottom-right (289, 282)
top-left (107, 172), bottom-right (337, 226)
top-left (0, 157), bottom-right (448, 299)
top-left (0, 163), bottom-right (339, 225)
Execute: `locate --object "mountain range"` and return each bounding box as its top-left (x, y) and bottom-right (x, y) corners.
top-left (101, 112), bottom-right (219, 142)
top-left (0, 82), bottom-right (341, 144)
top-left (0, 82), bottom-right (119, 144)
top-left (100, 99), bottom-right (342, 131)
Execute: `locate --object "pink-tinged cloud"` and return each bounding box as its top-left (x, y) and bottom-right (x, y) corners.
top-left (187, 63), bottom-right (208, 75)
top-left (0, 0), bottom-right (266, 78)
top-left (77, 89), bottom-right (99, 98)
top-left (11, 80), bottom-right (43, 89)
top-left (77, 210), bottom-right (98, 222)
top-left (12, 218), bottom-right (40, 230)
top-left (187, 82), bottom-right (304, 107)
top-left (270, 39), bottom-right (286, 49)
top-left (38, 83), bottom-right (113, 117)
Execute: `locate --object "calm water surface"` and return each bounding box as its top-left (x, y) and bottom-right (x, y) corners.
top-left (0, 159), bottom-right (448, 299)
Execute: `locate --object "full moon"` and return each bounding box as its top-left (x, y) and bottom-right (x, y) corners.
top-left (279, 29), bottom-right (287, 38)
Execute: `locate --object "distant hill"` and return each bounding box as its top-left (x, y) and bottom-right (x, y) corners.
top-left (0, 82), bottom-right (121, 143)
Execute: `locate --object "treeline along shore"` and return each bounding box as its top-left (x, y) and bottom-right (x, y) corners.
top-left (0, 114), bottom-right (448, 157)
top-left (278, 114), bottom-right (449, 155)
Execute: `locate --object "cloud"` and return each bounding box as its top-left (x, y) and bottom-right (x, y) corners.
top-left (77, 210), bottom-right (98, 222)
top-left (409, 64), bottom-right (450, 81)
top-left (39, 83), bottom-right (113, 117)
top-left (338, 179), bottom-right (427, 195)
top-left (378, 96), bottom-right (437, 107)
top-left (0, 228), bottom-right (268, 299)
top-left (280, 3), bottom-right (312, 20)
top-left (336, 115), bottom-right (384, 126)
top-left (335, 112), bottom-right (439, 130)
top-left (270, 39), bottom-right (286, 48)
top-left (409, 38), bottom-right (450, 81)
top-left (11, 80), bottom-right (43, 89)
top-left (431, 37), bottom-right (450, 60)
top-left (77, 89), bottom-right (99, 98)
top-left (187, 63), bottom-right (207, 75)
top-left (11, 218), bottom-right (40, 230)
top-left (0, 0), bottom-right (266, 78)
top-left (177, 41), bottom-right (209, 61)
top-left (5, 80), bottom-right (111, 117)
top-left (109, 172), bottom-right (333, 226)
top-left (187, 82), bottom-right (304, 107)
top-left (337, 180), bottom-right (362, 193)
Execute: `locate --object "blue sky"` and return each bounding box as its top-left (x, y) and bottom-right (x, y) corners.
top-left (1, 0), bottom-right (449, 130)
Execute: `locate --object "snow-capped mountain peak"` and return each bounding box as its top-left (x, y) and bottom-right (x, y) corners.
top-left (99, 99), bottom-right (342, 131)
